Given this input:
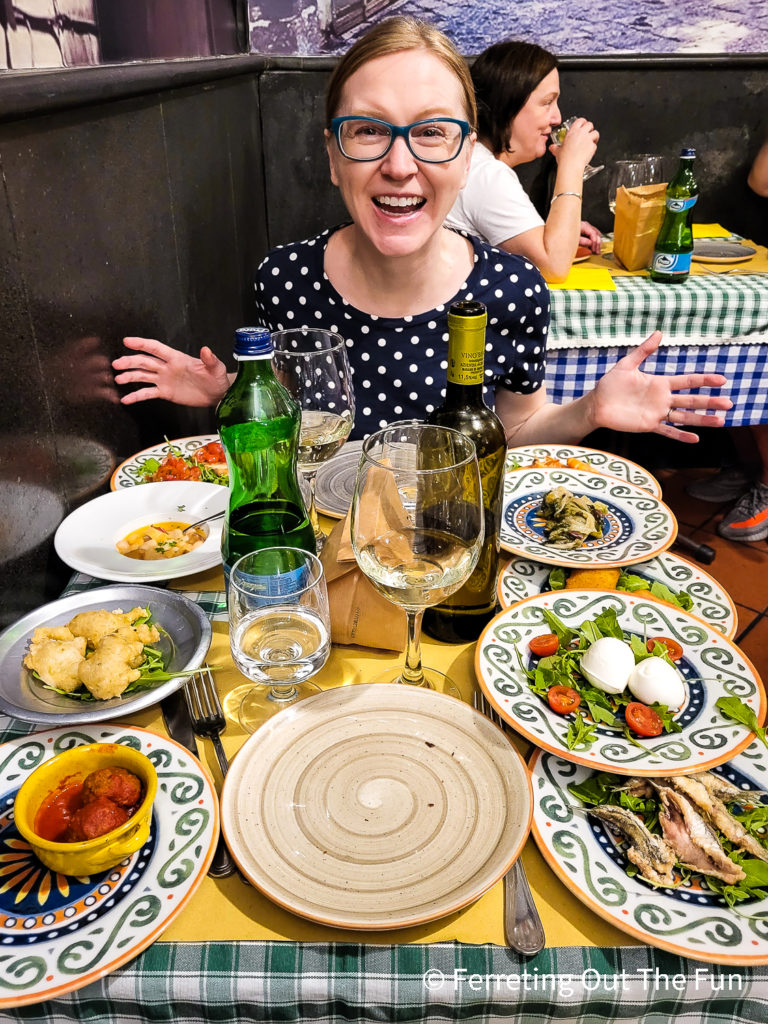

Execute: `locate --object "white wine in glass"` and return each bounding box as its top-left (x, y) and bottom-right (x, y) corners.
top-left (549, 116), bottom-right (604, 181)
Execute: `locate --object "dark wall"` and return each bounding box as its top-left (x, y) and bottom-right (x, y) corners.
top-left (0, 53), bottom-right (766, 625)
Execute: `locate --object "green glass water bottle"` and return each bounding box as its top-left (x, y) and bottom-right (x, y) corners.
top-left (650, 148), bottom-right (698, 282)
top-left (423, 301), bottom-right (506, 642)
top-left (217, 327), bottom-right (315, 585)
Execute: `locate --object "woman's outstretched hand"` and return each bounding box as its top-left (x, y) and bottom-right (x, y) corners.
top-left (589, 331), bottom-right (732, 443)
top-left (113, 337), bottom-right (230, 406)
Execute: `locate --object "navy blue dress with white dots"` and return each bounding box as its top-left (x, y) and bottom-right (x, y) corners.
top-left (254, 225), bottom-right (550, 439)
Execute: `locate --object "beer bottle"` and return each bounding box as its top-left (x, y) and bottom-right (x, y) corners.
top-left (650, 148), bottom-right (698, 282)
top-left (423, 301), bottom-right (506, 642)
top-left (217, 327), bottom-right (315, 587)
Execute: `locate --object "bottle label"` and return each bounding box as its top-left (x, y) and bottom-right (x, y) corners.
top-left (666, 196), bottom-right (697, 212)
top-left (651, 251), bottom-right (692, 275)
top-left (447, 329), bottom-right (486, 386)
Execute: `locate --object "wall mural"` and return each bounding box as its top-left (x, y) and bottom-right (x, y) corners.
top-left (248, 0), bottom-right (768, 55)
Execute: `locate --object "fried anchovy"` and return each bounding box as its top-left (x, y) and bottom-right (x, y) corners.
top-left (657, 787), bottom-right (745, 884)
top-left (615, 777), bottom-right (654, 799)
top-left (662, 775), bottom-right (768, 864)
top-left (695, 771), bottom-right (766, 806)
top-left (586, 804), bottom-right (677, 886)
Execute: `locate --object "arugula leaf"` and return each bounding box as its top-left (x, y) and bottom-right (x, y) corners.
top-left (568, 772), bottom-right (619, 805)
top-left (548, 568), bottom-right (567, 591)
top-left (542, 608), bottom-right (577, 649)
top-left (616, 572), bottom-right (693, 611)
top-left (136, 457), bottom-right (161, 480)
top-left (716, 696), bottom-right (768, 750)
top-left (649, 702), bottom-right (682, 734)
top-left (591, 607), bottom-right (624, 641)
top-left (565, 713), bottom-right (598, 750)
top-left (585, 700), bottom-right (619, 728)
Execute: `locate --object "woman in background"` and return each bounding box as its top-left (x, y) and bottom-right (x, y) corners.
top-left (446, 40), bottom-right (601, 282)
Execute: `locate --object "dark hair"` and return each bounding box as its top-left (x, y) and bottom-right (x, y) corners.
top-left (471, 41), bottom-right (558, 155)
top-left (325, 16), bottom-right (476, 129)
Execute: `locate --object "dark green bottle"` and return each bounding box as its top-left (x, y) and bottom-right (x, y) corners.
top-left (650, 148), bottom-right (698, 282)
top-left (423, 301), bottom-right (506, 642)
top-left (217, 327), bottom-right (315, 586)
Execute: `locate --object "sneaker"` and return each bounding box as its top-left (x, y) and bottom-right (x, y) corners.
top-left (686, 466), bottom-right (754, 503)
top-left (718, 482), bottom-right (768, 542)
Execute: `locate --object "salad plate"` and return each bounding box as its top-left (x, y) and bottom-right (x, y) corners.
top-left (221, 684), bottom-right (531, 929)
top-left (500, 466), bottom-right (676, 567)
top-left (498, 550), bottom-right (738, 638)
top-left (475, 589), bottom-right (764, 776)
top-left (505, 443), bottom-right (662, 497)
top-left (313, 440), bottom-right (364, 519)
top-left (111, 435), bottom-right (223, 489)
top-left (55, 481), bottom-right (227, 583)
top-left (0, 724), bottom-right (217, 1007)
top-left (530, 742), bottom-right (768, 965)
top-left (0, 584), bottom-right (211, 725)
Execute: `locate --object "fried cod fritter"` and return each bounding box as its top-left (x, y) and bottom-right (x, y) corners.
top-left (23, 635), bottom-right (88, 692)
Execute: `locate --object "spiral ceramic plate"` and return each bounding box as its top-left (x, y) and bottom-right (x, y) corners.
top-left (505, 444), bottom-right (662, 497)
top-left (0, 724), bottom-right (218, 1008)
top-left (313, 440), bottom-right (364, 519)
top-left (530, 743), bottom-right (768, 965)
top-left (111, 435), bottom-right (222, 489)
top-left (692, 240), bottom-right (756, 264)
top-left (475, 590), bottom-right (764, 775)
top-left (500, 466), bottom-right (676, 567)
top-left (0, 584), bottom-right (211, 725)
top-left (498, 550), bottom-right (738, 638)
top-left (221, 684), bottom-right (531, 929)
top-left (54, 481), bottom-right (227, 583)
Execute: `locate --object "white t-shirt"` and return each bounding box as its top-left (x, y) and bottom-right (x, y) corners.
top-left (446, 142), bottom-right (544, 247)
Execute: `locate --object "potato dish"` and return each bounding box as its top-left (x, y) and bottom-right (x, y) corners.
top-left (116, 521), bottom-right (206, 560)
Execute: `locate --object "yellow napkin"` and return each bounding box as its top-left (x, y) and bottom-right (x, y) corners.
top-left (693, 223), bottom-right (731, 238)
top-left (547, 266), bottom-right (616, 291)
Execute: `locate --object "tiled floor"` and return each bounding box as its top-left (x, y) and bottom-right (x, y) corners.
top-left (657, 466), bottom-right (768, 682)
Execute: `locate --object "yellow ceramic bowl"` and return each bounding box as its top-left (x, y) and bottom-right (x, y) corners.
top-left (14, 742), bottom-right (157, 875)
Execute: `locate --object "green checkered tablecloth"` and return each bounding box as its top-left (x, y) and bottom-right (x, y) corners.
top-left (549, 274), bottom-right (768, 350)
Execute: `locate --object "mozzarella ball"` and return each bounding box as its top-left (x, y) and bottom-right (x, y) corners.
top-left (579, 637), bottom-right (635, 695)
top-left (627, 657), bottom-right (685, 709)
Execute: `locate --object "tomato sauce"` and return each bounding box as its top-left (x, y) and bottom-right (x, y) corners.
top-left (34, 778), bottom-right (84, 842)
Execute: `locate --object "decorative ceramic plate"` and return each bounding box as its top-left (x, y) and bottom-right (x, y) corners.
top-left (0, 584), bottom-right (211, 725)
top-left (500, 466), bottom-right (677, 567)
top-left (498, 550), bottom-right (738, 638)
top-left (111, 435), bottom-right (223, 489)
top-left (530, 743), bottom-right (768, 965)
top-left (0, 724), bottom-right (218, 1008)
top-left (505, 444), bottom-right (662, 497)
top-left (692, 240), bottom-right (756, 264)
top-left (313, 440), bottom-right (364, 519)
top-left (221, 684), bottom-right (531, 929)
top-left (475, 590), bottom-right (764, 775)
top-left (54, 482), bottom-right (227, 583)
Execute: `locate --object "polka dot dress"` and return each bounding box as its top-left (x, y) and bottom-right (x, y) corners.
top-left (254, 226), bottom-right (549, 439)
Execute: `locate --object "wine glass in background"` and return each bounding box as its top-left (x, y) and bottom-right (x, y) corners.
top-left (350, 421), bottom-right (483, 697)
top-left (549, 116), bottom-right (604, 181)
top-left (632, 153), bottom-right (665, 184)
top-left (608, 159), bottom-right (648, 215)
top-left (272, 329), bottom-right (355, 550)
top-left (229, 546), bottom-right (330, 732)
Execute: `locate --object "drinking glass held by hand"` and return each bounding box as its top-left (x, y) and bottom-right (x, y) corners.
top-left (229, 546), bottom-right (330, 732)
top-left (549, 116), bottom-right (604, 181)
top-left (350, 421), bottom-right (483, 698)
top-left (272, 329), bottom-right (355, 551)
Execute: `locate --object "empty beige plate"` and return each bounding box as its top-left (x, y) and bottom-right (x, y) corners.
top-left (221, 684), bottom-right (532, 929)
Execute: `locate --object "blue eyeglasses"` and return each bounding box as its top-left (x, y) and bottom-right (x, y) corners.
top-left (330, 116), bottom-right (471, 164)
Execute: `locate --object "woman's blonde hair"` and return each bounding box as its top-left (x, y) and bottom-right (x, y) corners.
top-left (325, 17), bottom-right (476, 129)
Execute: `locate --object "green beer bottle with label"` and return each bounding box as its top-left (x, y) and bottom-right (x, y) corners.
top-left (650, 148), bottom-right (698, 282)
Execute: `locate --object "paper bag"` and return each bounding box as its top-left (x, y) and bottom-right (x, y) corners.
top-left (320, 510), bottom-right (407, 652)
top-left (613, 183), bottom-right (667, 271)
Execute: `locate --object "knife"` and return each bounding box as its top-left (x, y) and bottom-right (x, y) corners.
top-left (161, 689), bottom-right (236, 878)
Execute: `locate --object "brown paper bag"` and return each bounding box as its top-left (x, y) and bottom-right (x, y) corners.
top-left (613, 183), bottom-right (667, 271)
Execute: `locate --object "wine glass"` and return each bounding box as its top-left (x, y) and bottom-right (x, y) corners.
top-left (549, 116), bottom-right (604, 181)
top-left (607, 159), bottom-right (648, 215)
top-left (272, 329), bottom-right (355, 550)
top-left (229, 546), bottom-right (330, 732)
top-left (350, 421), bottom-right (483, 696)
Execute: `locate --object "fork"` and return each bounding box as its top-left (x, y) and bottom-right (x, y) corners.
top-left (474, 689), bottom-right (546, 956)
top-left (184, 666), bottom-right (236, 878)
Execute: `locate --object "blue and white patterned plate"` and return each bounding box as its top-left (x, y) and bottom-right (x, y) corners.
top-left (111, 435), bottom-right (222, 490)
top-left (505, 444), bottom-right (663, 497)
top-left (0, 724), bottom-right (217, 1008)
top-left (530, 742), bottom-right (768, 965)
top-left (498, 550), bottom-right (738, 638)
top-left (475, 590), bottom-right (764, 775)
top-left (500, 466), bottom-right (677, 567)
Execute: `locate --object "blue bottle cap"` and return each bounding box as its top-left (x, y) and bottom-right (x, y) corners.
top-left (234, 326), bottom-right (272, 357)
top-left (681, 148), bottom-right (696, 158)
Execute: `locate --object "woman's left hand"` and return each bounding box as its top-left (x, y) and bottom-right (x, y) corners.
top-left (589, 331), bottom-right (732, 443)
top-left (579, 221), bottom-right (602, 253)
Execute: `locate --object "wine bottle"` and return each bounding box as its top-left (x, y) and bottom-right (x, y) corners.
top-left (217, 326), bottom-right (315, 588)
top-left (423, 301), bottom-right (506, 642)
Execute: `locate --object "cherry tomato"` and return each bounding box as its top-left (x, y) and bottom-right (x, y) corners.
top-left (646, 636), bottom-right (683, 661)
top-left (625, 702), bottom-right (664, 737)
top-left (529, 633), bottom-right (560, 658)
top-left (193, 441), bottom-right (225, 464)
top-left (547, 685), bottom-right (581, 715)
top-left (155, 455), bottom-right (201, 481)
